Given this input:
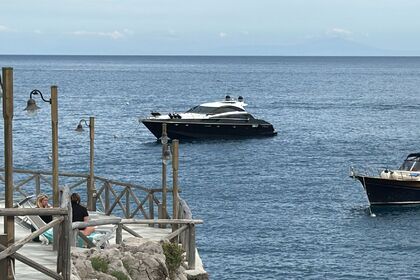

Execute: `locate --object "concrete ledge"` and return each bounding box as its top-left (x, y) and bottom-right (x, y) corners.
top-left (185, 248), bottom-right (208, 280)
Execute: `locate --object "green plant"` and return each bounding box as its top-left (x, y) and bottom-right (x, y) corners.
top-left (110, 270), bottom-right (130, 280)
top-left (90, 256), bottom-right (109, 273)
top-left (162, 242), bottom-right (184, 279)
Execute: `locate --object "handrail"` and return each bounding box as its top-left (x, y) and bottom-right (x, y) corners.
top-left (0, 208), bottom-right (68, 216)
top-left (0, 217), bottom-right (64, 261)
top-left (0, 168), bottom-right (202, 271)
top-left (70, 217), bottom-right (201, 269)
top-left (0, 186), bottom-right (72, 280)
top-left (0, 168), bottom-right (165, 220)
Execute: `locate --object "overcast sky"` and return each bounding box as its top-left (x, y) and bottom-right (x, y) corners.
top-left (1, 0), bottom-right (420, 55)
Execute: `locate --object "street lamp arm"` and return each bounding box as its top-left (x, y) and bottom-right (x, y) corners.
top-left (75, 118), bottom-right (91, 132)
top-left (78, 119), bottom-right (90, 127)
top-left (30, 89), bottom-right (51, 104)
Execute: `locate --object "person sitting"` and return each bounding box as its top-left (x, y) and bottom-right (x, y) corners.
top-left (36, 194), bottom-right (53, 224)
top-left (71, 193), bottom-right (95, 236)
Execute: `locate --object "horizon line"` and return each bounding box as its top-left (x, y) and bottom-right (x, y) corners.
top-left (1, 54), bottom-right (420, 58)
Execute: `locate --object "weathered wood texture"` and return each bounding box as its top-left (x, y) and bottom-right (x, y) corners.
top-left (0, 208), bottom-right (68, 216)
top-left (0, 217), bottom-right (63, 261)
top-left (2, 67), bottom-right (14, 280)
top-left (0, 186), bottom-right (72, 280)
top-left (0, 243), bottom-right (62, 280)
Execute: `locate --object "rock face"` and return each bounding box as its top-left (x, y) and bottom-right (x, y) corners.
top-left (71, 237), bottom-right (188, 280)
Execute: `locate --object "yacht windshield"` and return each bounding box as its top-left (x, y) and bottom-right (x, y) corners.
top-left (185, 106), bottom-right (215, 114)
top-left (400, 160), bottom-right (420, 171)
top-left (210, 113), bottom-right (254, 120)
top-left (400, 160), bottom-right (414, 171)
top-left (412, 161), bottom-right (420, 171)
top-left (211, 106), bottom-right (245, 114)
top-left (185, 105), bottom-right (244, 115)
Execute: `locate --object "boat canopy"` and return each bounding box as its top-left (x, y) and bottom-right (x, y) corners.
top-left (400, 153), bottom-right (420, 171)
top-left (185, 105), bottom-right (245, 115)
top-left (406, 153), bottom-right (420, 160)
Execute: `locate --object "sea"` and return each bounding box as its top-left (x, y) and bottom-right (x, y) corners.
top-left (1, 55), bottom-right (420, 279)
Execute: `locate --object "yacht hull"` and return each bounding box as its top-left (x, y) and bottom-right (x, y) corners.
top-left (355, 175), bottom-right (420, 205)
top-left (142, 119), bottom-right (277, 139)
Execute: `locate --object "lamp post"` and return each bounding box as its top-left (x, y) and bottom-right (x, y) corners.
top-left (2, 67), bottom-right (15, 280)
top-left (24, 87), bottom-right (59, 208)
top-left (75, 117), bottom-right (96, 211)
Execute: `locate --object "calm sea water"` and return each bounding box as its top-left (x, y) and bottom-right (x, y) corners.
top-left (1, 56), bottom-right (420, 279)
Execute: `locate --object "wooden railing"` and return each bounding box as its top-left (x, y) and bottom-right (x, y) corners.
top-left (0, 168), bottom-right (166, 220)
top-left (0, 168), bottom-right (202, 273)
top-left (0, 187), bottom-right (72, 280)
top-left (72, 217), bottom-right (203, 269)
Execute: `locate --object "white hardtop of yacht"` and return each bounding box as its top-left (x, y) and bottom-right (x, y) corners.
top-left (200, 99), bottom-right (247, 109)
top-left (146, 96), bottom-right (250, 120)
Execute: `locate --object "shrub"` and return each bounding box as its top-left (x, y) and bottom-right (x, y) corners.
top-left (162, 242), bottom-right (184, 279)
top-left (110, 270), bottom-right (130, 280)
top-left (90, 256), bottom-right (108, 273)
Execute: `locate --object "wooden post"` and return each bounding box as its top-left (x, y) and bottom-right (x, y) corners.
top-left (116, 224), bottom-right (122, 244)
top-left (51, 86), bottom-right (59, 208)
top-left (172, 140), bottom-right (179, 232)
top-left (148, 193), bottom-right (154, 227)
top-left (51, 86), bottom-right (59, 252)
top-left (0, 234), bottom-right (8, 280)
top-left (105, 182), bottom-right (110, 214)
top-left (2, 67), bottom-right (14, 280)
top-left (158, 203), bottom-right (163, 222)
top-left (161, 123), bottom-right (168, 222)
top-left (125, 189), bottom-right (130, 218)
top-left (88, 116), bottom-right (96, 211)
top-left (59, 187), bottom-right (71, 279)
top-left (187, 223), bottom-right (196, 270)
top-left (35, 173), bottom-right (41, 195)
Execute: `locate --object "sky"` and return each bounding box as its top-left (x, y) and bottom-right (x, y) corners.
top-left (1, 0), bottom-right (420, 55)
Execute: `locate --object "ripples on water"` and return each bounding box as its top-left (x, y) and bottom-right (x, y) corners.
top-left (1, 56), bottom-right (420, 279)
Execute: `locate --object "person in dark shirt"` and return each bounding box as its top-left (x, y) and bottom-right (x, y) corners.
top-left (36, 194), bottom-right (53, 224)
top-left (71, 193), bottom-right (95, 236)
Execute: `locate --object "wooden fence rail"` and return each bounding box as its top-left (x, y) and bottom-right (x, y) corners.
top-left (0, 168), bottom-right (202, 274)
top-left (0, 168), bottom-right (169, 221)
top-left (0, 186), bottom-right (72, 280)
top-left (72, 218), bottom-right (203, 269)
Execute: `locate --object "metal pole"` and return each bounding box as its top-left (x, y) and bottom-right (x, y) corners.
top-left (88, 116), bottom-right (96, 211)
top-left (161, 123), bottom-right (168, 221)
top-left (50, 86), bottom-right (59, 252)
top-left (2, 67), bottom-right (14, 280)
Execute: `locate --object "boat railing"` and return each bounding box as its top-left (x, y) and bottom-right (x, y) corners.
top-left (350, 166), bottom-right (389, 178)
top-left (350, 165), bottom-right (420, 181)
